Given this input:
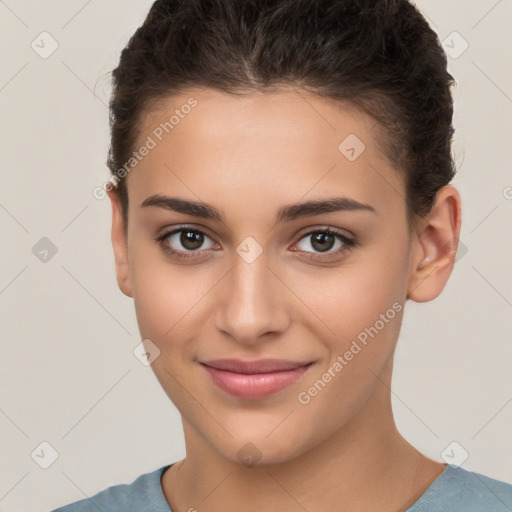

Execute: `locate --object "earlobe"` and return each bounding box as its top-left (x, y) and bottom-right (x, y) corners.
top-left (407, 185), bottom-right (462, 303)
top-left (107, 186), bottom-right (133, 298)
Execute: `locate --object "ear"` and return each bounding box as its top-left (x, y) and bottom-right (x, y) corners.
top-left (107, 185), bottom-right (133, 298)
top-left (407, 185), bottom-right (462, 302)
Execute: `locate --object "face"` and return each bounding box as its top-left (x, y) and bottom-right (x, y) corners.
top-left (108, 86), bottom-right (440, 465)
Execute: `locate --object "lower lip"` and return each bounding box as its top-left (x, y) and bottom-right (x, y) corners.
top-left (201, 364), bottom-right (312, 399)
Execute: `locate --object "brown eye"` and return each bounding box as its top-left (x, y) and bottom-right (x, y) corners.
top-left (293, 228), bottom-right (357, 261)
top-left (308, 232), bottom-right (336, 252)
top-left (156, 227), bottom-right (217, 260)
top-left (178, 230), bottom-right (205, 250)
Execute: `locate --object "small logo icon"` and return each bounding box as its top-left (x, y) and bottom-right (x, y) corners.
top-left (441, 237), bottom-right (468, 264)
top-left (133, 339), bottom-right (161, 366)
top-left (31, 441), bottom-right (59, 469)
top-left (236, 236), bottom-right (263, 264)
top-left (31, 31), bottom-right (59, 59)
top-left (338, 134), bottom-right (366, 161)
top-left (32, 237), bottom-right (58, 263)
top-left (442, 31), bottom-right (469, 59)
top-left (454, 238), bottom-right (468, 263)
top-left (441, 441), bottom-right (469, 467)
top-left (237, 442), bottom-right (262, 466)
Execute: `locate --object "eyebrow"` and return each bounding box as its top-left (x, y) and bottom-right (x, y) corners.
top-left (140, 194), bottom-right (376, 223)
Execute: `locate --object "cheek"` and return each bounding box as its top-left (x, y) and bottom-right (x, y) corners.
top-left (289, 259), bottom-right (406, 344)
top-left (130, 246), bottom-right (219, 350)
top-left (130, 241), bottom-right (183, 337)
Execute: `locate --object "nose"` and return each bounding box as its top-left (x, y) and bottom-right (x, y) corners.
top-left (214, 247), bottom-right (291, 346)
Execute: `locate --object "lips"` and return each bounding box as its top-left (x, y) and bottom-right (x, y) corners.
top-left (200, 358), bottom-right (313, 399)
top-left (201, 358), bottom-right (311, 373)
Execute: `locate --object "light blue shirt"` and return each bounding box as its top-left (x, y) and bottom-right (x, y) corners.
top-left (50, 463), bottom-right (512, 511)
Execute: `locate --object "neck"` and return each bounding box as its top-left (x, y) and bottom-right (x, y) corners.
top-left (161, 358), bottom-right (445, 512)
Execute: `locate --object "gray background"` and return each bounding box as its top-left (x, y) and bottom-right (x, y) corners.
top-left (1, 1), bottom-right (511, 510)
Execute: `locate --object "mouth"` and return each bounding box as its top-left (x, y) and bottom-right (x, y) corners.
top-left (200, 358), bottom-right (314, 399)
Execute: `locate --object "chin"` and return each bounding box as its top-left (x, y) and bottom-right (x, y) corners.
top-left (207, 429), bottom-right (312, 468)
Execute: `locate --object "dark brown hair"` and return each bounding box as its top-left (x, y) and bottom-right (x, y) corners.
top-left (106, 0), bottom-right (456, 233)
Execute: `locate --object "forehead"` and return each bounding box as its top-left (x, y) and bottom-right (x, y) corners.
top-left (129, 86), bottom-right (405, 221)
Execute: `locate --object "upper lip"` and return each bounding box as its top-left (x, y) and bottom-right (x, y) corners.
top-left (200, 359), bottom-right (312, 374)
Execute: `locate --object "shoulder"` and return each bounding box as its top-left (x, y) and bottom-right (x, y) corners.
top-left (48, 465), bottom-right (172, 512)
top-left (408, 465), bottom-right (512, 512)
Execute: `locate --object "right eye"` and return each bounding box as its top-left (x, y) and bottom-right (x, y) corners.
top-left (156, 226), bottom-right (218, 260)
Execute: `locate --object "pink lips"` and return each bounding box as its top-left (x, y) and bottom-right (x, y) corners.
top-left (200, 358), bottom-right (313, 399)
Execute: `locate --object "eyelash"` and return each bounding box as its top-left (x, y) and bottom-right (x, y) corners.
top-left (155, 226), bottom-right (358, 262)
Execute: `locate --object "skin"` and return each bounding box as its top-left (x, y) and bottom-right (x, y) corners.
top-left (108, 86), bottom-right (461, 512)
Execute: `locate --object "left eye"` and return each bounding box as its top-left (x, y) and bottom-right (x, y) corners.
top-left (294, 228), bottom-right (355, 255)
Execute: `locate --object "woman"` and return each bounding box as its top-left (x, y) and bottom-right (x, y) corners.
top-left (52, 0), bottom-right (512, 510)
